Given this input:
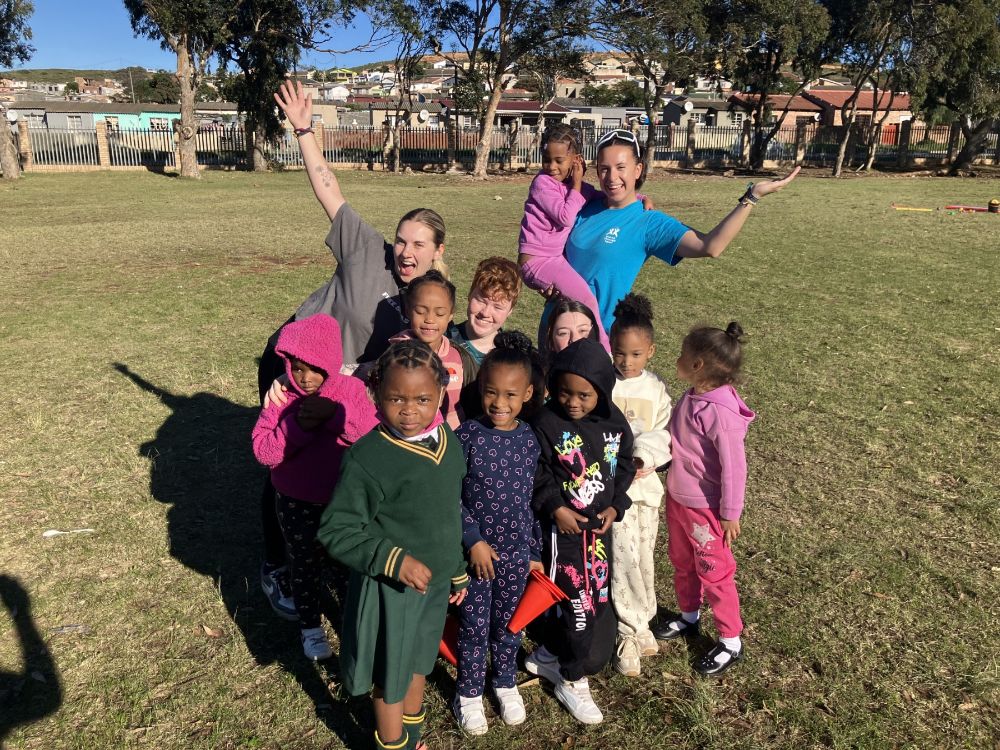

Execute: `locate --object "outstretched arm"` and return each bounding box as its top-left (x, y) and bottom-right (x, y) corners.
top-left (676, 167), bottom-right (800, 259)
top-left (274, 80), bottom-right (345, 221)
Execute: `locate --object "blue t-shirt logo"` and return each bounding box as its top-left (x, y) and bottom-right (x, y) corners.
top-left (603, 227), bottom-right (620, 245)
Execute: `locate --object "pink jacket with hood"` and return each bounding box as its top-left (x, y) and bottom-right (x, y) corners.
top-left (252, 314), bottom-right (378, 504)
top-left (666, 384), bottom-right (755, 521)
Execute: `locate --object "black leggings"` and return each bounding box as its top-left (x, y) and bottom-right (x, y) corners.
top-left (258, 325), bottom-right (291, 568)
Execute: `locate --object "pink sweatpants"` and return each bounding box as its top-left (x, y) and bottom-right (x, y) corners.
top-left (519, 254), bottom-right (610, 351)
top-left (665, 494), bottom-right (743, 638)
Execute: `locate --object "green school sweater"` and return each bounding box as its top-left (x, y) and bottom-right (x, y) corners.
top-left (318, 424), bottom-right (470, 592)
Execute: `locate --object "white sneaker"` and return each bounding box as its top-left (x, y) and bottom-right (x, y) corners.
top-left (523, 646), bottom-right (563, 685)
top-left (637, 629), bottom-right (660, 656)
top-left (453, 694), bottom-right (488, 735)
top-left (493, 685), bottom-right (526, 725)
top-left (614, 635), bottom-right (641, 677)
top-left (300, 627), bottom-right (332, 661)
top-left (554, 677), bottom-right (603, 724)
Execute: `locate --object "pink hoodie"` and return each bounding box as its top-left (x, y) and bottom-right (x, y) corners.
top-left (666, 385), bottom-right (755, 520)
top-left (252, 314), bottom-right (378, 504)
top-left (518, 173), bottom-right (601, 257)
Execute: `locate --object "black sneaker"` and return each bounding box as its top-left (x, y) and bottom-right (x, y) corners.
top-left (693, 641), bottom-right (743, 676)
top-left (651, 616), bottom-right (700, 641)
top-left (260, 564), bottom-right (298, 620)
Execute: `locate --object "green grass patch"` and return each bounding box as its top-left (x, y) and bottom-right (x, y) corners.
top-left (1, 169), bottom-right (998, 749)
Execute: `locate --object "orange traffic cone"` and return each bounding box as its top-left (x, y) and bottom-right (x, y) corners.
top-left (507, 570), bottom-right (568, 633)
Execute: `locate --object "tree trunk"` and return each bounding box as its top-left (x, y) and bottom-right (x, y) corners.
top-left (863, 122), bottom-right (882, 171)
top-left (949, 116), bottom-right (995, 174)
top-left (175, 40), bottom-right (201, 179)
top-left (473, 81), bottom-right (504, 177)
top-left (833, 98), bottom-right (860, 178)
top-left (0, 120), bottom-right (20, 180)
top-left (393, 119), bottom-right (405, 173)
top-left (381, 120), bottom-right (395, 170)
top-left (251, 123), bottom-right (268, 172)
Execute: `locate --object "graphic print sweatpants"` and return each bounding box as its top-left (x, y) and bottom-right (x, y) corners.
top-left (456, 548), bottom-right (530, 697)
top-left (544, 527), bottom-right (614, 682)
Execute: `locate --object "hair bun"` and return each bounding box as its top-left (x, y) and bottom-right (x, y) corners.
top-left (494, 330), bottom-right (534, 356)
top-left (613, 293), bottom-right (653, 324)
top-left (725, 322), bottom-right (745, 340)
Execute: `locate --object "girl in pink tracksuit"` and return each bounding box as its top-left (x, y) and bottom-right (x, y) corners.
top-left (655, 322), bottom-right (755, 677)
top-left (252, 313), bottom-right (378, 660)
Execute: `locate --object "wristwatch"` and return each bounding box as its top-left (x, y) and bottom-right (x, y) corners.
top-left (738, 183), bottom-right (759, 207)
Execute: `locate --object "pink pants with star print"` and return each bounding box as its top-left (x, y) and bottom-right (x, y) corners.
top-left (666, 494), bottom-right (743, 638)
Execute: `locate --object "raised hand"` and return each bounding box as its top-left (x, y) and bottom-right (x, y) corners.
top-left (273, 79), bottom-right (313, 132)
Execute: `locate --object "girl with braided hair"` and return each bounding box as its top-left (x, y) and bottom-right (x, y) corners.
top-left (318, 339), bottom-right (469, 750)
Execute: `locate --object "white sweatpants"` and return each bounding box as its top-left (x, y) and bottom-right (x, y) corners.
top-left (611, 503), bottom-right (659, 636)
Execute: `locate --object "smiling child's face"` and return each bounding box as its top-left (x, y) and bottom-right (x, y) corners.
top-left (407, 283), bottom-right (454, 351)
top-left (480, 362), bottom-right (533, 431)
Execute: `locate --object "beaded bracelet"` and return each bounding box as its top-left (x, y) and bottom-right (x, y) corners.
top-left (293, 126), bottom-right (313, 137)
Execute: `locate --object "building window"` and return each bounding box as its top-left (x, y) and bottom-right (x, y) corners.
top-left (105, 116), bottom-right (119, 131)
top-left (150, 118), bottom-right (168, 131)
top-left (67, 115), bottom-right (83, 130)
top-left (731, 111), bottom-right (744, 127)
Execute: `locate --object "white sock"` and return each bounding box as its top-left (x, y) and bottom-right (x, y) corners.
top-left (720, 636), bottom-right (742, 654)
top-left (681, 610), bottom-right (700, 624)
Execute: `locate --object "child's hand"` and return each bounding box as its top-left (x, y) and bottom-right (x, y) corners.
top-left (641, 195), bottom-right (656, 211)
top-left (529, 560), bottom-right (544, 574)
top-left (273, 79), bottom-right (314, 132)
top-left (594, 507), bottom-right (617, 535)
top-left (634, 457), bottom-right (655, 479)
top-left (553, 507), bottom-right (588, 535)
top-left (721, 519), bottom-right (741, 547)
top-left (399, 555), bottom-right (432, 593)
top-left (263, 377), bottom-right (289, 409)
top-left (570, 155), bottom-right (585, 191)
top-left (449, 588), bottom-right (468, 606)
top-left (296, 395), bottom-right (338, 430)
top-left (469, 541), bottom-right (499, 580)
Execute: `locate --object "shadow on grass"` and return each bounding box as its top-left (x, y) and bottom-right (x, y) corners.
top-left (113, 363), bottom-right (371, 747)
top-left (0, 575), bottom-right (62, 745)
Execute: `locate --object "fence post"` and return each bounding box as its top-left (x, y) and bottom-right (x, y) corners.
top-left (16, 120), bottom-right (33, 171)
top-left (794, 121), bottom-right (807, 166)
top-left (95, 120), bottom-right (111, 168)
top-left (685, 119), bottom-right (696, 168)
top-left (945, 121), bottom-right (961, 164)
top-left (740, 120), bottom-right (751, 166)
top-left (896, 120), bottom-right (912, 169)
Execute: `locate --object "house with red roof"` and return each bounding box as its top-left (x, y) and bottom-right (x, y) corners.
top-left (800, 88), bottom-right (914, 127)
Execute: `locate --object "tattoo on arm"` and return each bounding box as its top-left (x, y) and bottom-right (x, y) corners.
top-left (314, 164), bottom-right (333, 189)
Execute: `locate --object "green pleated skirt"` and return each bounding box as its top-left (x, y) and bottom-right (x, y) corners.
top-left (339, 572), bottom-right (450, 704)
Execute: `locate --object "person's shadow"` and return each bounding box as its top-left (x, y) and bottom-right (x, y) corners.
top-left (0, 575), bottom-right (62, 745)
top-left (113, 363), bottom-right (370, 746)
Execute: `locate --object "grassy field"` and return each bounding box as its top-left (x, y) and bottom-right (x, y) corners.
top-left (1, 168), bottom-right (998, 750)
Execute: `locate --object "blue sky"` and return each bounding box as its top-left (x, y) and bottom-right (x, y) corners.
top-left (16, 0), bottom-right (386, 72)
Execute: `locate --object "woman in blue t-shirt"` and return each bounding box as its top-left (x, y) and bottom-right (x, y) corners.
top-left (551, 130), bottom-right (799, 334)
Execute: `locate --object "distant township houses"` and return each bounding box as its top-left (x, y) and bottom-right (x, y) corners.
top-left (2, 53), bottom-right (918, 132)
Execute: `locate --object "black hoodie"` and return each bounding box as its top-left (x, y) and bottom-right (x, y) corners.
top-left (530, 339), bottom-right (635, 524)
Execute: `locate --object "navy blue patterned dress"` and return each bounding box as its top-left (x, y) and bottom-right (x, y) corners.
top-left (455, 418), bottom-right (541, 696)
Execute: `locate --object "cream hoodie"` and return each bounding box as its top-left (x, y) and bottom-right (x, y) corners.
top-left (611, 370), bottom-right (673, 507)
